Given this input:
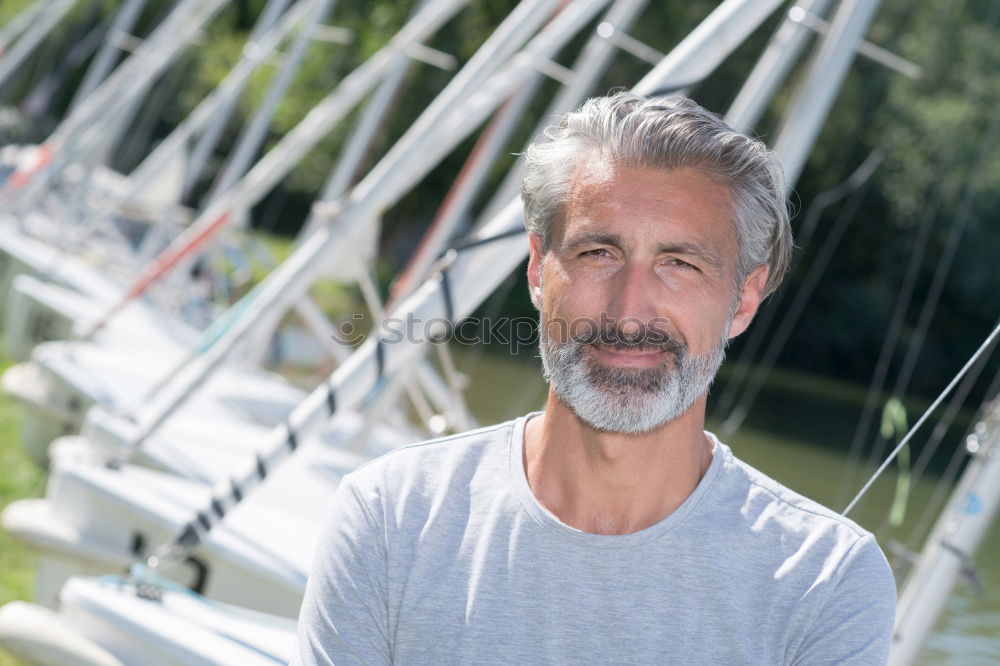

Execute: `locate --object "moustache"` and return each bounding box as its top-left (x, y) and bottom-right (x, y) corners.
top-left (572, 321), bottom-right (686, 356)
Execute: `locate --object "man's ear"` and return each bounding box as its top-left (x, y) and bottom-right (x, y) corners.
top-left (527, 232), bottom-right (545, 309)
top-left (727, 264), bottom-right (769, 340)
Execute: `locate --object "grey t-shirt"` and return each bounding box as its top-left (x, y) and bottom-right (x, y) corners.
top-left (292, 413), bottom-right (896, 665)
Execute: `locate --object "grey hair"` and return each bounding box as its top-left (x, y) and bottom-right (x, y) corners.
top-left (520, 92), bottom-right (792, 297)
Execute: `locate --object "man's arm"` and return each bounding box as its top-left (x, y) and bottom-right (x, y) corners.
top-left (291, 474), bottom-right (391, 666)
top-left (791, 535), bottom-right (897, 665)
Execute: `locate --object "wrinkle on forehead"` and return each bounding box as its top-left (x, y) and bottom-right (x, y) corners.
top-left (554, 157), bottom-right (739, 258)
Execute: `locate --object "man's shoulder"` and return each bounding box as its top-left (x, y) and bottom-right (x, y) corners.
top-left (709, 438), bottom-right (896, 636)
top-left (717, 439), bottom-right (871, 544)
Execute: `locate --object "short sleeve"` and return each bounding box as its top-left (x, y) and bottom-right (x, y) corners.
top-left (791, 535), bottom-right (897, 665)
top-left (290, 473), bottom-right (391, 665)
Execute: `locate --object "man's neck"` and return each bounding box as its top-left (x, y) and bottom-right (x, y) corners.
top-left (523, 393), bottom-right (714, 535)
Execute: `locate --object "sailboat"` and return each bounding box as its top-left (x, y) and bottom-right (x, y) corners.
top-left (0, 1), bottom-right (995, 664)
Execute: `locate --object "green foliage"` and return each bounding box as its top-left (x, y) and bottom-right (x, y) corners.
top-left (0, 355), bottom-right (44, 666)
top-left (0, 0), bottom-right (36, 27)
top-left (875, 2), bottom-right (1000, 216)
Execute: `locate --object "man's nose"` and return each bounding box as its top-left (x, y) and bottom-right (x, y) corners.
top-left (606, 261), bottom-right (659, 324)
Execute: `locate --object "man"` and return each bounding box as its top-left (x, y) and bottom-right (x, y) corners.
top-left (293, 93), bottom-right (896, 664)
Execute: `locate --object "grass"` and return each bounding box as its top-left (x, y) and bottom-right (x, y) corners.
top-left (0, 1), bottom-right (37, 27)
top-left (0, 356), bottom-right (45, 666)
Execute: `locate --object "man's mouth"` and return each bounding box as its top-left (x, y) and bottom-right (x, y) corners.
top-left (588, 344), bottom-right (669, 368)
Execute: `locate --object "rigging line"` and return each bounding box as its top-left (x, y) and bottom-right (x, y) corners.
top-left (855, 0), bottom-right (1000, 489)
top-left (874, 322), bottom-right (999, 538)
top-left (832, 183), bottom-right (941, 507)
top-left (859, 99), bottom-right (1000, 489)
top-left (901, 329), bottom-right (997, 500)
top-left (901, 357), bottom-right (1000, 553)
top-left (900, 323), bottom-right (999, 490)
top-left (891, 108), bottom-right (1000, 400)
top-left (711, 149), bottom-right (883, 422)
top-left (719, 154), bottom-right (880, 436)
top-left (446, 226), bottom-right (524, 252)
top-left (841, 317), bottom-right (1000, 517)
top-left (833, 5), bottom-right (995, 506)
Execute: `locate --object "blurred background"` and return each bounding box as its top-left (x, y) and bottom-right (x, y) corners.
top-left (0, 1), bottom-right (998, 664)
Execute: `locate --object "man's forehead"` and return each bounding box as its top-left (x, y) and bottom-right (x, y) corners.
top-left (565, 157), bottom-right (618, 197)
top-left (553, 160), bottom-right (738, 249)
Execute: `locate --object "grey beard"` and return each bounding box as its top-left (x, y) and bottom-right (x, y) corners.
top-left (538, 322), bottom-right (726, 434)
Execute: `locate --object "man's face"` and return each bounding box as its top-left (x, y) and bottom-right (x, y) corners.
top-left (527, 161), bottom-right (767, 433)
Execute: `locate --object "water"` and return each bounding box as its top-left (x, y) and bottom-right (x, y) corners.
top-left (454, 349), bottom-right (1000, 665)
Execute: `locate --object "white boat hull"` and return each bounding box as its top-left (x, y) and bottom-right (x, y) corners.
top-left (0, 576), bottom-right (295, 666)
top-left (2, 414), bottom-right (399, 617)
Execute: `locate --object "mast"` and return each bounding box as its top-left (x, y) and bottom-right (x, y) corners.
top-left (0, 0), bottom-right (235, 210)
top-left (889, 397), bottom-right (1000, 664)
top-left (725, 0), bottom-right (833, 134)
top-left (0, 0), bottom-right (80, 95)
top-left (67, 0), bottom-right (150, 112)
top-left (202, 0), bottom-right (338, 207)
top-left (771, 0), bottom-right (882, 187)
top-left (78, 0), bottom-right (316, 233)
top-left (181, 0), bottom-right (293, 198)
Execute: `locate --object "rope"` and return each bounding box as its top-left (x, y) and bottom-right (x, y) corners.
top-left (842, 318), bottom-right (1000, 517)
top-left (445, 226), bottom-right (524, 253)
top-left (436, 263), bottom-right (456, 340)
top-left (831, 183), bottom-right (940, 507)
top-left (857, 99), bottom-right (1000, 499)
top-left (900, 359), bottom-right (1000, 553)
top-left (875, 328), bottom-right (999, 538)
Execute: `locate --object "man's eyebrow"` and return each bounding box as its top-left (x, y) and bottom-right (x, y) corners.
top-left (563, 231), bottom-right (623, 250)
top-left (562, 233), bottom-right (723, 268)
top-left (656, 241), bottom-right (722, 268)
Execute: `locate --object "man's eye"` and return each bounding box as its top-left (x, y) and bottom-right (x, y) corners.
top-left (581, 248), bottom-right (610, 258)
top-left (665, 257), bottom-right (697, 270)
